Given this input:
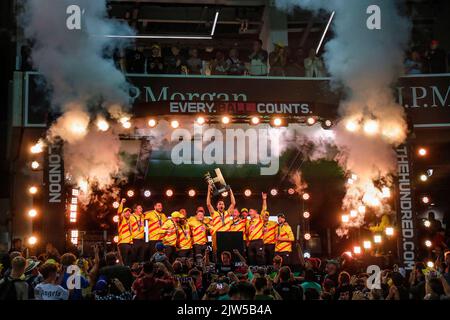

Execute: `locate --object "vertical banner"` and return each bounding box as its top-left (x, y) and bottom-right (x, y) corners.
top-left (43, 137), bottom-right (66, 252)
top-left (395, 144), bottom-right (417, 270)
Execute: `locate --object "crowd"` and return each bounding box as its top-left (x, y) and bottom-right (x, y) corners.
top-left (1, 186), bottom-right (450, 301)
top-left (21, 38), bottom-right (449, 77)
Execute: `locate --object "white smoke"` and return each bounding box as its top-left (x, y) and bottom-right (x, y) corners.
top-left (21, 0), bottom-right (135, 203)
top-left (276, 0), bottom-right (410, 236)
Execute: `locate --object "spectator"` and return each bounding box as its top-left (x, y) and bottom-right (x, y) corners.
top-left (98, 252), bottom-right (134, 295)
top-left (425, 40), bottom-right (447, 73)
top-left (254, 276), bottom-right (274, 300)
top-left (323, 260), bottom-right (339, 285)
top-left (274, 266), bottom-right (303, 300)
top-left (60, 253), bottom-right (89, 300)
top-left (226, 48), bottom-right (245, 75)
top-left (285, 47), bottom-right (306, 77)
top-left (428, 211), bottom-right (443, 235)
top-left (210, 51), bottom-right (228, 75)
top-left (24, 259), bottom-right (41, 299)
top-left (0, 256), bottom-right (28, 300)
top-left (304, 48), bottom-right (326, 77)
top-left (186, 48), bottom-right (203, 75)
top-left (229, 281), bottom-right (256, 300)
top-left (386, 272), bottom-right (409, 300)
top-left (147, 44), bottom-right (164, 74)
top-left (409, 262), bottom-right (426, 300)
top-left (34, 262), bottom-right (68, 300)
top-left (269, 43), bottom-right (286, 76)
top-left (249, 39), bottom-right (268, 76)
top-left (321, 278), bottom-right (336, 300)
top-left (164, 45), bottom-right (186, 74)
top-left (8, 238), bottom-right (27, 257)
top-left (335, 271), bottom-right (353, 300)
top-left (125, 45), bottom-right (146, 74)
top-left (300, 269), bottom-right (322, 295)
top-left (404, 50), bottom-right (423, 74)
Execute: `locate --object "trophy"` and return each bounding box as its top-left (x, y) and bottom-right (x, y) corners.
top-left (204, 168), bottom-right (230, 196)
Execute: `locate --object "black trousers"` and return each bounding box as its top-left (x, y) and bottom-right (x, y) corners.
top-left (264, 244), bottom-right (275, 265)
top-left (247, 239), bottom-right (265, 266)
top-left (177, 249), bottom-right (193, 259)
top-left (147, 240), bottom-right (160, 261)
top-left (118, 243), bottom-right (133, 266)
top-left (275, 251), bottom-right (291, 266)
top-left (132, 239), bottom-right (146, 263)
top-left (193, 244), bottom-right (207, 257)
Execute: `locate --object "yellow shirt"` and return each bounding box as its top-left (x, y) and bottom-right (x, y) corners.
top-left (131, 213), bottom-right (145, 240)
top-left (210, 210), bottom-right (231, 235)
top-left (263, 220), bottom-right (278, 245)
top-left (369, 214), bottom-right (390, 233)
top-left (160, 219), bottom-right (178, 247)
top-left (177, 223), bottom-right (193, 250)
top-left (246, 216), bottom-right (264, 241)
top-left (188, 217), bottom-right (210, 245)
top-left (144, 210), bottom-right (168, 241)
top-left (118, 217), bottom-right (133, 244)
top-left (275, 223), bottom-right (294, 252)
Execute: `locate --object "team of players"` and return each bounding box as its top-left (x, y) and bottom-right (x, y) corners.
top-left (116, 186), bottom-right (295, 266)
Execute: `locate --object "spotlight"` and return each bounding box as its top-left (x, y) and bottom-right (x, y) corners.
top-left (307, 117), bottom-right (316, 126)
top-left (31, 161), bottom-right (40, 170)
top-left (426, 261), bottom-right (434, 268)
top-left (363, 119), bottom-right (379, 135)
top-left (350, 210), bottom-right (358, 218)
top-left (363, 241), bottom-right (372, 249)
top-left (144, 190), bottom-right (151, 198)
top-left (244, 189), bottom-right (252, 197)
top-left (28, 236), bottom-right (38, 246)
top-left (345, 120), bottom-right (359, 132)
top-left (302, 193), bottom-right (310, 201)
top-left (385, 227), bottom-right (394, 236)
top-left (358, 205), bottom-right (366, 214)
top-left (166, 189), bottom-right (174, 197)
top-left (353, 246), bottom-right (362, 254)
top-left (287, 188), bottom-right (295, 195)
top-left (304, 233), bottom-right (311, 240)
top-left (321, 119), bottom-right (333, 129)
top-left (122, 121), bottom-right (131, 129)
top-left (28, 186), bottom-right (38, 195)
top-left (221, 116), bottom-right (231, 125)
top-left (113, 236), bottom-right (119, 243)
top-left (148, 118), bottom-right (157, 127)
top-left (270, 188), bottom-right (278, 196)
top-left (188, 189), bottom-right (196, 197)
top-left (425, 240), bottom-right (432, 247)
top-left (419, 174), bottom-right (428, 182)
top-left (341, 215), bottom-right (350, 223)
top-left (303, 252), bottom-right (311, 259)
top-left (418, 148), bottom-right (427, 157)
top-left (28, 209), bottom-right (37, 218)
top-left (424, 220), bottom-right (431, 228)
top-left (171, 120), bottom-right (180, 129)
top-left (273, 117), bottom-right (282, 127)
top-left (112, 215), bottom-right (119, 223)
top-left (343, 251), bottom-right (353, 258)
top-left (112, 201), bottom-right (120, 209)
top-left (96, 119), bottom-right (109, 131)
top-left (196, 116), bottom-right (206, 125)
top-left (374, 235), bottom-right (382, 243)
top-left (422, 196), bottom-right (430, 204)
top-left (303, 211), bottom-right (310, 219)
top-left (30, 141), bottom-right (44, 154)
top-left (250, 116), bottom-right (260, 125)
top-left (126, 190), bottom-right (134, 198)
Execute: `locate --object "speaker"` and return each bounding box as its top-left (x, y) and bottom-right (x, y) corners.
top-left (215, 231), bottom-right (245, 261)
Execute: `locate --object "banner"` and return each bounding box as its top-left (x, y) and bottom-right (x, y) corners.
top-left (43, 138), bottom-right (66, 252)
top-left (395, 144), bottom-right (417, 270)
top-left (25, 73), bottom-right (450, 127)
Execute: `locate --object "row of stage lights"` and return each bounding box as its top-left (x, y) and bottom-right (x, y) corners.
top-left (117, 116), bottom-right (333, 130)
top-left (116, 188), bottom-right (311, 201)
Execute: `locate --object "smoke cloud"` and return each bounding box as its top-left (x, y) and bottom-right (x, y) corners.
top-left (21, 0), bottom-right (135, 203)
top-left (276, 0), bottom-right (411, 236)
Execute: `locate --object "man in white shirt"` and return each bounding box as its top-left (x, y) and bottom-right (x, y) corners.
top-left (34, 263), bottom-right (69, 300)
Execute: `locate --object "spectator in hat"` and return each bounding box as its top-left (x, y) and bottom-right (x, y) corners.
top-left (269, 43), bottom-right (286, 76)
top-left (24, 258), bottom-right (41, 299)
top-left (425, 40), bottom-right (447, 73)
top-left (147, 44), bottom-right (164, 74)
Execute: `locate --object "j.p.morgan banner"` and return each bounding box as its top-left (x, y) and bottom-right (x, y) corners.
top-left (25, 73), bottom-right (450, 127)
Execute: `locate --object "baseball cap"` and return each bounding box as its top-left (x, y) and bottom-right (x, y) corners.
top-left (171, 211), bottom-right (184, 219)
top-left (155, 242), bottom-right (166, 251)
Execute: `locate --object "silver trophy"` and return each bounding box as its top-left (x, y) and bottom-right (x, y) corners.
top-left (204, 168), bottom-right (230, 196)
